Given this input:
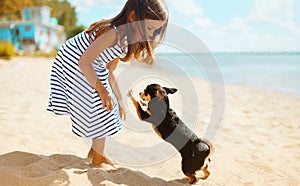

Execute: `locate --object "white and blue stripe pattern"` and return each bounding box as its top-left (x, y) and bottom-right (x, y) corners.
top-left (47, 27), bottom-right (123, 139)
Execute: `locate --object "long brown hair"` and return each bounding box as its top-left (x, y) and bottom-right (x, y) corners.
top-left (85, 0), bottom-right (169, 64)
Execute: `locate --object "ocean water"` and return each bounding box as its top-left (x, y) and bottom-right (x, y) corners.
top-left (158, 52), bottom-right (300, 97)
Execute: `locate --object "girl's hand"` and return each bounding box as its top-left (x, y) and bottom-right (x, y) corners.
top-left (99, 90), bottom-right (114, 112)
top-left (118, 101), bottom-right (126, 121)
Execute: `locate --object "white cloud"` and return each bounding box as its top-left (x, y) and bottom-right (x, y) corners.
top-left (205, 0), bottom-right (300, 52)
top-left (167, 0), bottom-right (202, 18)
top-left (216, 17), bottom-right (250, 34)
top-left (248, 0), bottom-right (294, 23)
top-left (68, 0), bottom-right (126, 26)
top-left (194, 18), bottom-right (214, 29)
top-left (248, 0), bottom-right (300, 35)
top-left (71, 0), bottom-right (125, 7)
top-left (70, 0), bottom-right (126, 12)
top-left (171, 0), bottom-right (300, 51)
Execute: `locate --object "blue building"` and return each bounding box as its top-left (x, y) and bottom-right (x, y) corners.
top-left (0, 6), bottom-right (65, 53)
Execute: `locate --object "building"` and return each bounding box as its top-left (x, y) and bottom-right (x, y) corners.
top-left (0, 6), bottom-right (65, 53)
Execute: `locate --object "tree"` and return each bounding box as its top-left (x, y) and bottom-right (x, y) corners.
top-left (68, 25), bottom-right (87, 38)
top-left (0, 0), bottom-right (33, 20)
top-left (45, 0), bottom-right (78, 38)
top-left (0, 0), bottom-right (81, 38)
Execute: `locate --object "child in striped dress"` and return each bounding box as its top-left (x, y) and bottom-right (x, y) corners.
top-left (47, 0), bottom-right (169, 172)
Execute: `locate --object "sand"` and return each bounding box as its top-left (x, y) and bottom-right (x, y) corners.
top-left (0, 57), bottom-right (299, 186)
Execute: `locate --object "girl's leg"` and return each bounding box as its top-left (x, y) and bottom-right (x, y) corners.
top-left (87, 138), bottom-right (116, 164)
top-left (87, 148), bottom-right (94, 159)
top-left (91, 137), bottom-right (106, 164)
top-left (90, 137), bottom-right (117, 172)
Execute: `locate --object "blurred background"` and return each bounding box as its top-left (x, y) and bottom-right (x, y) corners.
top-left (1, 0), bottom-right (299, 96)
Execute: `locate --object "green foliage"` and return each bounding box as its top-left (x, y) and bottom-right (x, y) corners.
top-left (45, 0), bottom-right (78, 38)
top-left (0, 0), bottom-right (33, 20)
top-left (0, 42), bottom-right (15, 58)
top-left (68, 25), bottom-right (87, 38)
top-left (33, 49), bottom-right (58, 58)
top-left (0, 0), bottom-right (79, 38)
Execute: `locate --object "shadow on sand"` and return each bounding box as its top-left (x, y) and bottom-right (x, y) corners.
top-left (0, 151), bottom-right (190, 186)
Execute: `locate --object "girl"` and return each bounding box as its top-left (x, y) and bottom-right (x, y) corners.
top-left (47, 0), bottom-right (168, 171)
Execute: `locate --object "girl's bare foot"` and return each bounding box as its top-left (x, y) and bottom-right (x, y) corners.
top-left (102, 156), bottom-right (117, 166)
top-left (87, 148), bottom-right (117, 165)
top-left (89, 149), bottom-right (118, 173)
top-left (91, 162), bottom-right (118, 173)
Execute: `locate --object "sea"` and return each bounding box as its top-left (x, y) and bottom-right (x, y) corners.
top-left (157, 52), bottom-right (300, 98)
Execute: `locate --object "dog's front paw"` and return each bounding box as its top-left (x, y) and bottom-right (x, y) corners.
top-left (127, 89), bottom-right (134, 99)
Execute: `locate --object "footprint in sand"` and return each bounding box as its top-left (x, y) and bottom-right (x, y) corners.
top-left (258, 164), bottom-right (273, 174)
top-left (243, 182), bottom-right (254, 186)
top-left (283, 144), bottom-right (293, 149)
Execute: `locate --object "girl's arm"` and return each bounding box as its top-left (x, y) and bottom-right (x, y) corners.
top-left (78, 29), bottom-right (117, 112)
top-left (107, 59), bottom-right (126, 120)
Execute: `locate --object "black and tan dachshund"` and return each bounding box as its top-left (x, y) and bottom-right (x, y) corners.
top-left (128, 83), bottom-right (214, 184)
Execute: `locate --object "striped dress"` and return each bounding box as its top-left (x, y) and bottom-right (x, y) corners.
top-left (47, 26), bottom-right (123, 139)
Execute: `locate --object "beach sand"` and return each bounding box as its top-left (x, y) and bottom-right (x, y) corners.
top-left (0, 57), bottom-right (299, 186)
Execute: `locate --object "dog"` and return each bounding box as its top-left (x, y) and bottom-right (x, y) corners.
top-left (127, 83), bottom-right (214, 184)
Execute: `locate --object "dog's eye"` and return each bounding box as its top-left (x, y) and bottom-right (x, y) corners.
top-left (144, 93), bottom-right (148, 96)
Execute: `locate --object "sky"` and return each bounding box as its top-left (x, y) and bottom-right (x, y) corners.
top-left (67, 0), bottom-right (300, 52)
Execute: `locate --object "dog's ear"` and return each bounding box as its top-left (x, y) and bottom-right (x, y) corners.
top-left (163, 87), bottom-right (177, 94)
top-left (155, 88), bottom-right (167, 99)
